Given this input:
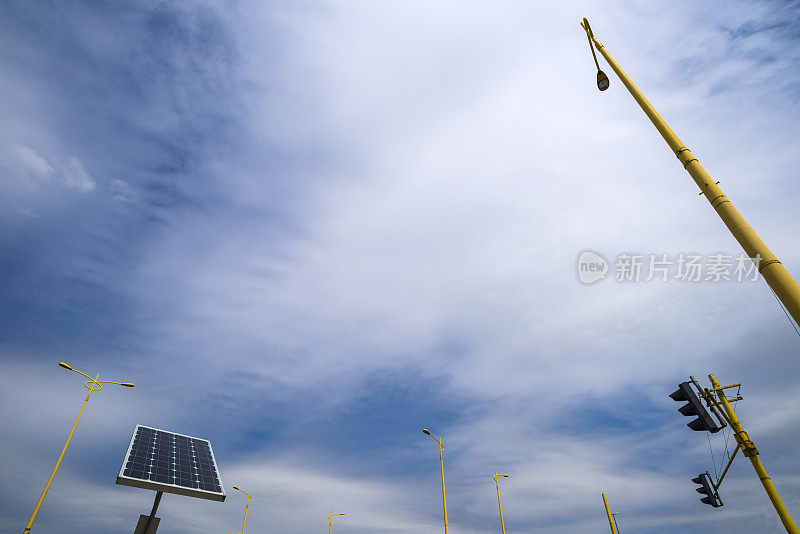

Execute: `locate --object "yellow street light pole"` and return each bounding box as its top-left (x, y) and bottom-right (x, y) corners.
top-left (580, 18), bottom-right (800, 327)
top-left (328, 510), bottom-right (345, 534)
top-left (232, 486), bottom-right (253, 534)
top-left (601, 493), bottom-right (618, 534)
top-left (22, 362), bottom-right (134, 534)
top-left (423, 428), bottom-right (449, 534)
top-left (706, 374), bottom-right (799, 533)
top-left (493, 470), bottom-right (510, 534)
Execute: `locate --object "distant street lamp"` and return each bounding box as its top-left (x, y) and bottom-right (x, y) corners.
top-left (232, 486), bottom-right (253, 534)
top-left (493, 470), bottom-right (510, 534)
top-left (422, 428), bottom-right (449, 534)
top-left (328, 510), bottom-right (345, 534)
top-left (23, 362), bottom-right (134, 534)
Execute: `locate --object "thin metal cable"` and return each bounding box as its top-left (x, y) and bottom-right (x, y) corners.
top-left (707, 431), bottom-right (719, 481)
top-left (769, 286), bottom-right (800, 337)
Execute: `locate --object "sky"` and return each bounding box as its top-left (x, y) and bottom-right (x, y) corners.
top-left (1, 1), bottom-right (800, 533)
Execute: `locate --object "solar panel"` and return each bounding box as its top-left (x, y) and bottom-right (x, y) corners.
top-left (116, 425), bottom-right (226, 502)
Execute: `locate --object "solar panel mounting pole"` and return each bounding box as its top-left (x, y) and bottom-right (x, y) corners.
top-left (141, 491), bottom-right (163, 534)
top-left (579, 17), bottom-right (800, 327)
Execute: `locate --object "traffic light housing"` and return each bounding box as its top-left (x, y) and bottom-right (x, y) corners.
top-left (670, 381), bottom-right (724, 433)
top-left (692, 472), bottom-right (723, 507)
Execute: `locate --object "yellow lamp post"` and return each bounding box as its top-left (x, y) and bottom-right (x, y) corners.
top-left (422, 428), bottom-right (449, 534)
top-left (579, 17), bottom-right (800, 327)
top-left (601, 493), bottom-right (618, 534)
top-left (232, 486), bottom-right (253, 534)
top-left (328, 510), bottom-right (345, 534)
top-left (22, 362), bottom-right (134, 534)
top-left (492, 470), bottom-right (510, 534)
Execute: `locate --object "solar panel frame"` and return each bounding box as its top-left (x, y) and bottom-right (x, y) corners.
top-left (116, 424), bottom-right (226, 502)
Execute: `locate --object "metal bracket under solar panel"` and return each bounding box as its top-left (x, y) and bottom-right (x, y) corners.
top-left (116, 424), bottom-right (226, 502)
top-left (134, 514), bottom-right (160, 534)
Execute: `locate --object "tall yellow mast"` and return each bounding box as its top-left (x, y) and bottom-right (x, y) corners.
top-left (601, 493), bottom-right (618, 534)
top-left (580, 18), bottom-right (800, 326)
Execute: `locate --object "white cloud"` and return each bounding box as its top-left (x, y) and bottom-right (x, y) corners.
top-left (109, 178), bottom-right (137, 203)
top-left (60, 157), bottom-right (96, 192)
top-left (11, 144), bottom-right (55, 179)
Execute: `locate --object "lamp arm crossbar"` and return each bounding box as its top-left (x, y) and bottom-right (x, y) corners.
top-left (70, 368), bottom-right (94, 380)
top-left (709, 383), bottom-right (741, 392)
top-left (714, 444), bottom-right (740, 491)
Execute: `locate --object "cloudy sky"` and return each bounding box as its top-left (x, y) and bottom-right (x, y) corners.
top-left (2, 1), bottom-right (800, 533)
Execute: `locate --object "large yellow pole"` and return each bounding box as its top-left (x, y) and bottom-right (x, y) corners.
top-left (22, 374), bottom-right (100, 534)
top-left (580, 18), bottom-right (800, 327)
top-left (707, 374), bottom-right (799, 534)
top-left (601, 493), bottom-right (618, 534)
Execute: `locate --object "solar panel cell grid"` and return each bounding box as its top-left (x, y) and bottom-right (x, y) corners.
top-left (116, 425), bottom-right (225, 501)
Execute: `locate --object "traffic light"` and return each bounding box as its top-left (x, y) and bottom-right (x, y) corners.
top-left (670, 381), bottom-right (724, 433)
top-left (692, 472), bottom-right (723, 507)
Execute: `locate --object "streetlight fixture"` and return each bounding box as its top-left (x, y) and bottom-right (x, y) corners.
top-left (23, 363), bottom-right (134, 534)
top-left (328, 510), bottom-right (345, 534)
top-left (232, 486), bottom-right (253, 534)
top-left (580, 19), bottom-right (609, 91)
top-left (493, 470), bottom-right (510, 534)
top-left (422, 428), bottom-right (448, 534)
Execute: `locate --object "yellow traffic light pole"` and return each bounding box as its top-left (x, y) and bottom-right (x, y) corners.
top-left (23, 363), bottom-right (134, 534)
top-left (580, 18), bottom-right (800, 327)
top-left (704, 374), bottom-right (799, 533)
top-left (601, 493), bottom-right (618, 534)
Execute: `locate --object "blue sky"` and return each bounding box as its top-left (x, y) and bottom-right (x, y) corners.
top-left (2, 1), bottom-right (800, 533)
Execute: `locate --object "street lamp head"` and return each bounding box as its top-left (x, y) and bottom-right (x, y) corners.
top-left (597, 70), bottom-right (610, 91)
top-left (233, 486), bottom-right (240, 490)
top-left (339, 513), bottom-right (346, 516)
top-left (58, 362), bottom-right (73, 370)
top-left (422, 428), bottom-right (431, 435)
top-left (120, 382), bottom-right (135, 388)
top-left (502, 474), bottom-right (509, 477)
